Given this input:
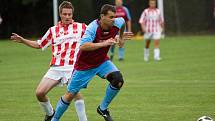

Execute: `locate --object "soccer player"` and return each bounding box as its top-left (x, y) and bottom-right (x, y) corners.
top-left (109, 0), bottom-right (132, 61)
top-left (10, 1), bottom-right (87, 121)
top-left (0, 15), bottom-right (2, 24)
top-left (139, 0), bottom-right (165, 61)
top-left (51, 4), bottom-right (128, 121)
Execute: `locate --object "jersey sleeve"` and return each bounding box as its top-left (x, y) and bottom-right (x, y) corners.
top-left (123, 7), bottom-right (131, 21)
top-left (139, 10), bottom-right (146, 24)
top-left (37, 28), bottom-right (52, 51)
top-left (158, 10), bottom-right (164, 23)
top-left (81, 20), bottom-right (97, 45)
top-left (81, 23), bottom-right (87, 38)
top-left (114, 17), bottom-right (125, 29)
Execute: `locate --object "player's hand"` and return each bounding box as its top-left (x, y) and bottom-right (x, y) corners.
top-left (117, 32), bottom-right (134, 47)
top-left (123, 32), bottom-right (134, 40)
top-left (10, 33), bottom-right (24, 43)
top-left (118, 38), bottom-right (125, 48)
top-left (104, 38), bottom-right (118, 46)
top-left (141, 27), bottom-right (146, 34)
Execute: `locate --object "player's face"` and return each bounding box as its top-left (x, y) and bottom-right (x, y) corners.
top-left (115, 0), bottom-right (123, 6)
top-left (60, 8), bottom-right (73, 25)
top-left (149, 1), bottom-right (156, 8)
top-left (101, 11), bottom-right (116, 28)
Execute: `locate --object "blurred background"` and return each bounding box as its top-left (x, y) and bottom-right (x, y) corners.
top-left (0, 0), bottom-right (214, 39)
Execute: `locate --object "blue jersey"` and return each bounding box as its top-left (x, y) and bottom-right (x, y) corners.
top-left (75, 17), bottom-right (125, 70)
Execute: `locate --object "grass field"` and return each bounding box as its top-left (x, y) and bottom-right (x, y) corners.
top-left (0, 35), bottom-right (215, 121)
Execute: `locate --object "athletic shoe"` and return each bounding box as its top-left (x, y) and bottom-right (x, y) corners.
top-left (118, 58), bottom-right (124, 61)
top-left (154, 57), bottom-right (162, 61)
top-left (144, 57), bottom-right (149, 62)
top-left (97, 106), bottom-right (113, 121)
top-left (44, 110), bottom-right (55, 121)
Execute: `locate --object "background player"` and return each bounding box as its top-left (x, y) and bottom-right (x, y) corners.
top-left (139, 0), bottom-right (164, 61)
top-left (109, 0), bottom-right (132, 61)
top-left (10, 1), bottom-right (87, 121)
top-left (0, 14), bottom-right (2, 25)
top-left (51, 4), bottom-right (131, 121)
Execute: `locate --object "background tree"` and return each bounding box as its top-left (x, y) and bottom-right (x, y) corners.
top-left (0, 0), bottom-right (214, 39)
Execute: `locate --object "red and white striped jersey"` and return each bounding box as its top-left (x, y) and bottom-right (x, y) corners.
top-left (139, 8), bottom-right (164, 33)
top-left (37, 21), bottom-right (87, 66)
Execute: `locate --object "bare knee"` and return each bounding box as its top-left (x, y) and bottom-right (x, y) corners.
top-left (64, 92), bottom-right (76, 102)
top-left (145, 40), bottom-right (151, 48)
top-left (74, 92), bottom-right (83, 101)
top-left (35, 89), bottom-right (46, 101)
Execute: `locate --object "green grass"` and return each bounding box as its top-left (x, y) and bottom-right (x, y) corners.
top-left (0, 35), bottom-right (215, 121)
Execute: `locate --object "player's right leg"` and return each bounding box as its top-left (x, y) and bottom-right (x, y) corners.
top-left (36, 77), bottom-right (59, 121)
top-left (144, 33), bottom-right (151, 61)
top-left (51, 92), bottom-right (75, 121)
top-left (52, 69), bottom-right (95, 121)
top-left (144, 40), bottom-right (151, 61)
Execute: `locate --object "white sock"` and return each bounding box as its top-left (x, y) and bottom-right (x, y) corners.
top-left (39, 100), bottom-right (54, 116)
top-left (75, 99), bottom-right (88, 121)
top-left (154, 48), bottom-right (160, 59)
top-left (144, 48), bottom-right (149, 58)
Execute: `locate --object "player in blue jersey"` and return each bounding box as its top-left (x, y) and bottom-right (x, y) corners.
top-left (109, 0), bottom-right (132, 61)
top-left (51, 4), bottom-right (130, 121)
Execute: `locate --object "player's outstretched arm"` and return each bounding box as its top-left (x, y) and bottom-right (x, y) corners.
top-left (80, 38), bottom-right (117, 51)
top-left (10, 33), bottom-right (40, 49)
top-left (123, 32), bottom-right (134, 40)
top-left (116, 24), bottom-right (134, 47)
top-left (115, 32), bottom-right (134, 41)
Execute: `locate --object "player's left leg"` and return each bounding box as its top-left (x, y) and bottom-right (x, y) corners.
top-left (64, 71), bottom-right (88, 121)
top-left (118, 47), bottom-right (125, 61)
top-left (74, 93), bottom-right (88, 121)
top-left (52, 93), bottom-right (87, 121)
top-left (153, 32), bottom-right (162, 61)
top-left (109, 45), bottom-right (115, 61)
top-left (52, 69), bottom-right (95, 121)
top-left (36, 77), bottom-right (59, 121)
top-left (154, 39), bottom-right (161, 61)
top-left (118, 38), bottom-right (126, 61)
top-left (97, 60), bottom-right (124, 121)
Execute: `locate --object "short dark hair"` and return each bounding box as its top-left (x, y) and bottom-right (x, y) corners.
top-left (100, 4), bottom-right (116, 15)
top-left (59, 1), bottom-right (74, 14)
top-left (149, 0), bottom-right (156, 2)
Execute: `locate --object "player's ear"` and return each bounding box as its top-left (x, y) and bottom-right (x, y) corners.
top-left (59, 13), bottom-right (62, 18)
top-left (100, 14), bottom-right (104, 19)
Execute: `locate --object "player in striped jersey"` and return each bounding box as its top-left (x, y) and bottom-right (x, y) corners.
top-left (51, 4), bottom-right (131, 121)
top-left (139, 0), bottom-right (164, 61)
top-left (10, 1), bottom-right (87, 121)
top-left (109, 0), bottom-right (132, 61)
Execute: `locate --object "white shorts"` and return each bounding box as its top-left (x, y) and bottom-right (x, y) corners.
top-left (43, 65), bottom-right (74, 86)
top-left (144, 32), bottom-right (162, 40)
